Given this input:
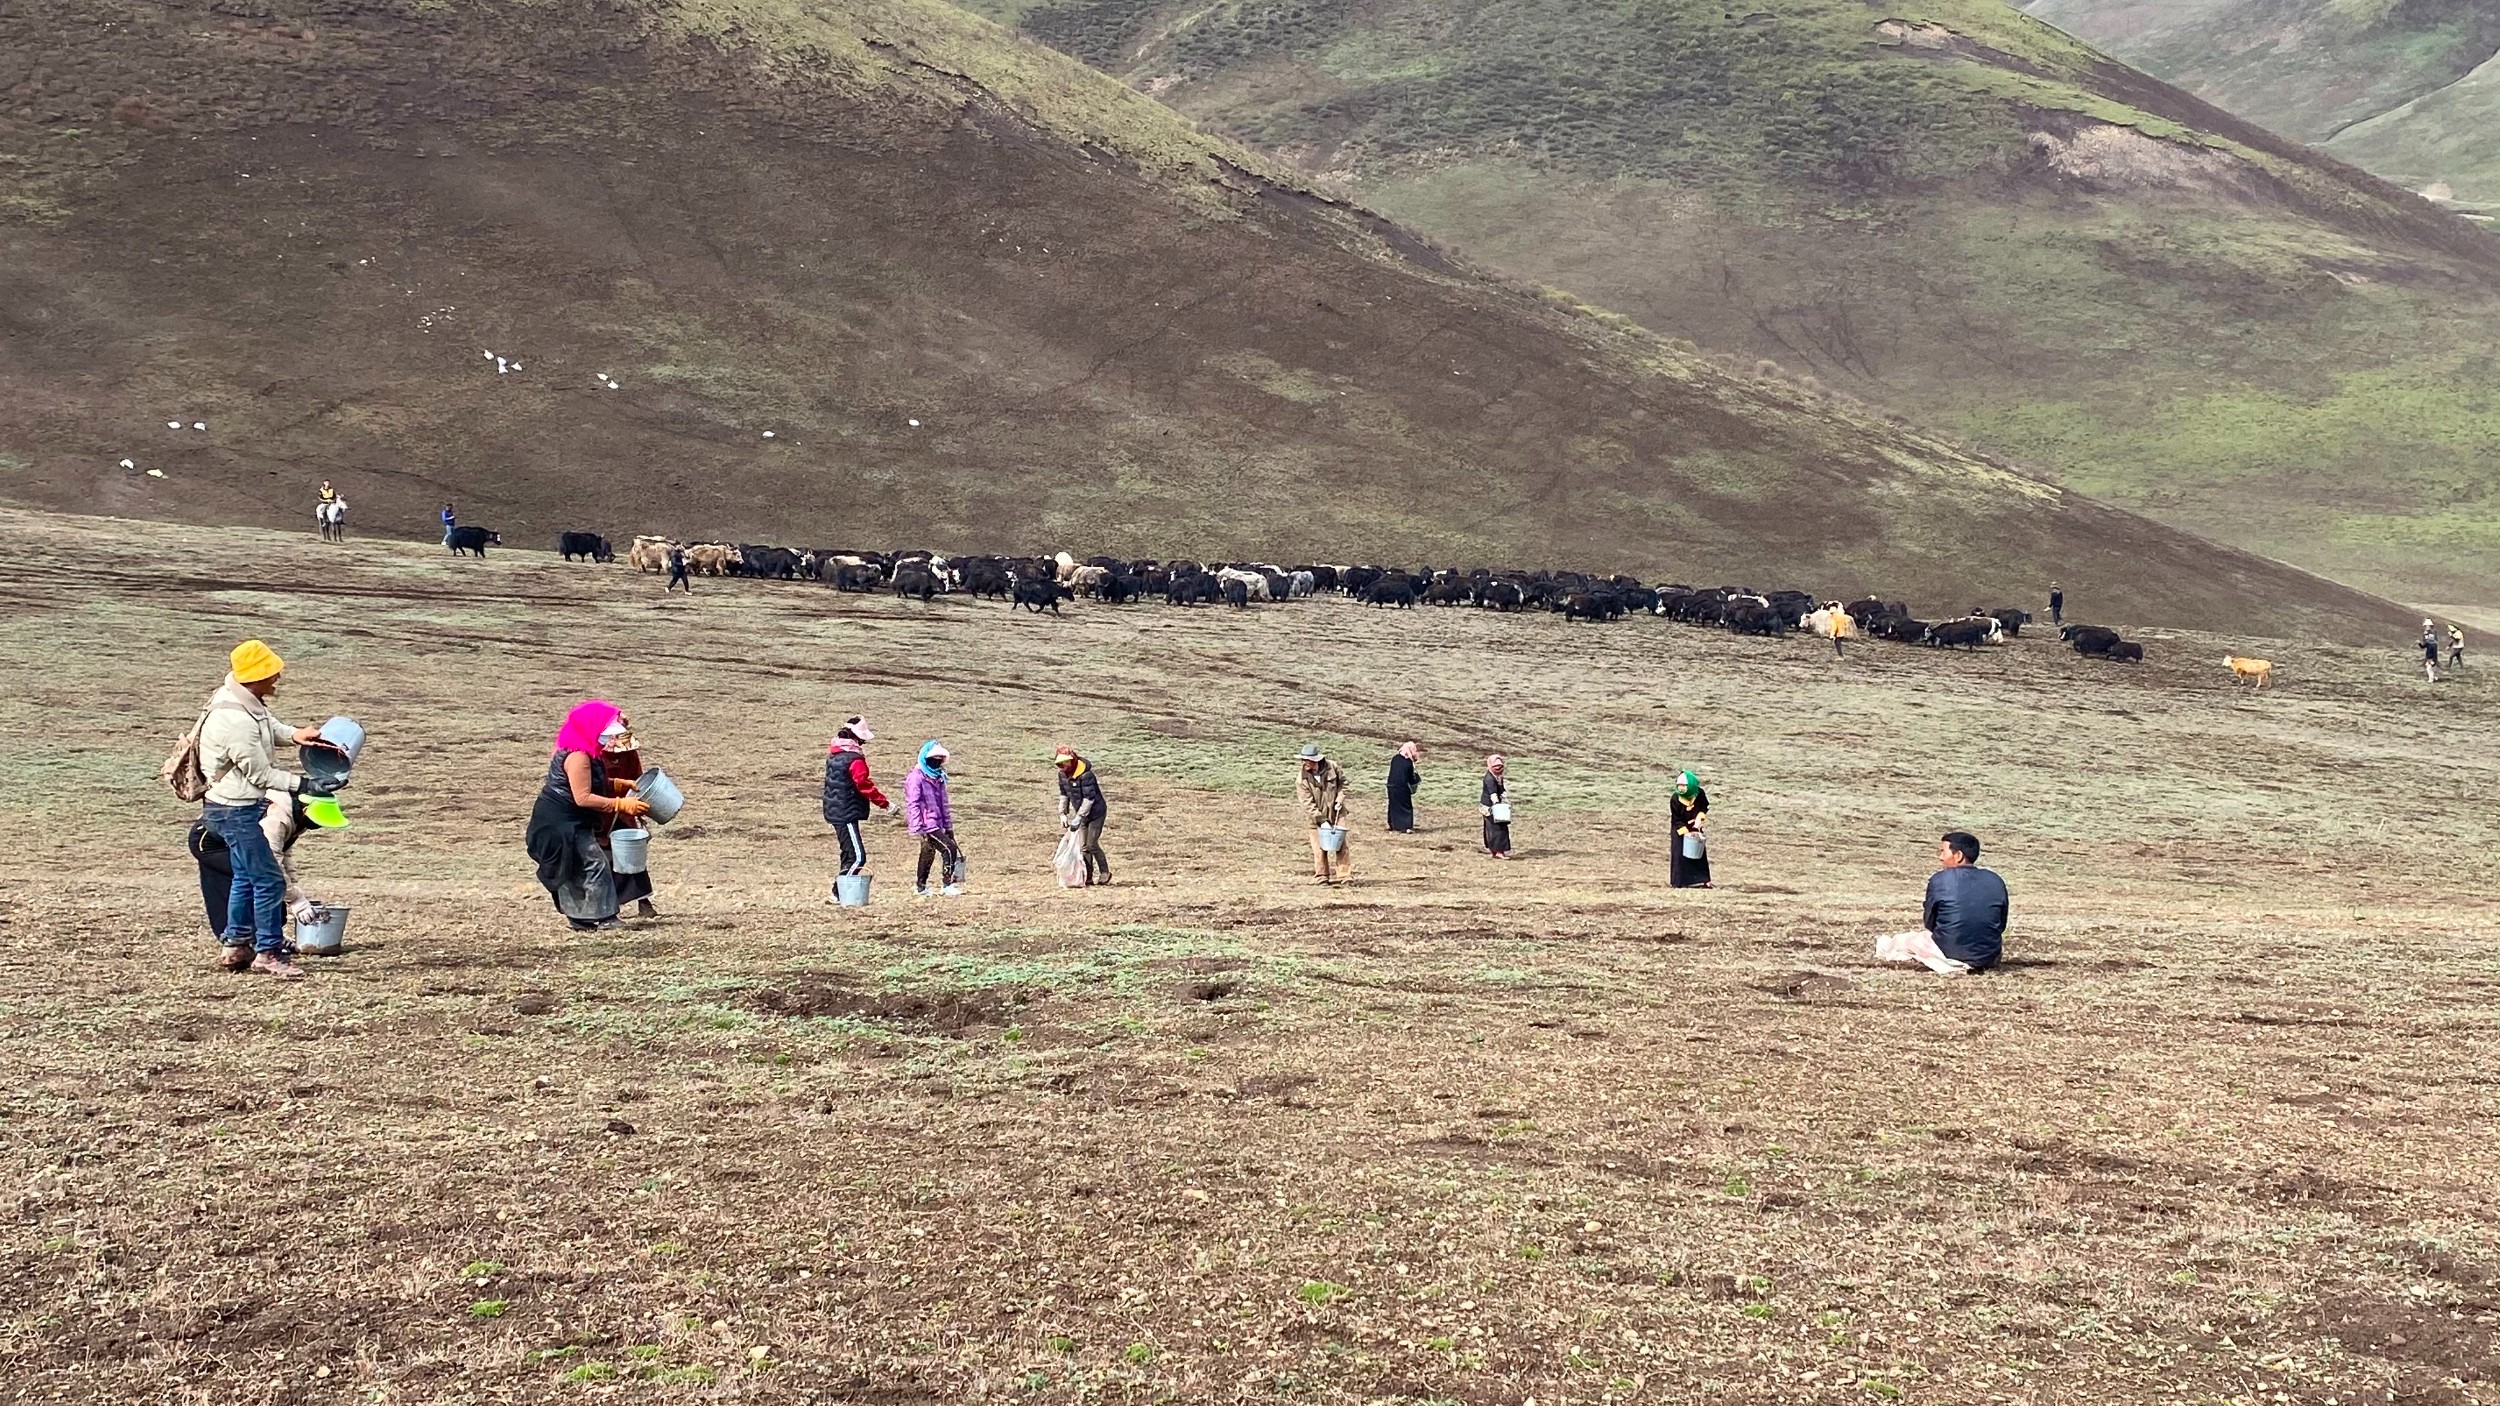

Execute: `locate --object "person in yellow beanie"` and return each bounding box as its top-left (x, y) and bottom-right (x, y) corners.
top-left (197, 639), bottom-right (332, 980)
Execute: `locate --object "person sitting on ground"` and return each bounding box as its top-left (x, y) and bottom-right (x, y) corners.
top-left (1054, 746), bottom-right (1110, 886)
top-left (196, 640), bottom-right (337, 979)
top-left (1386, 741), bottom-right (1421, 833)
top-left (823, 716), bottom-right (890, 893)
top-left (1876, 831), bottom-right (2008, 974)
top-left (906, 740), bottom-right (965, 898)
top-left (1296, 744), bottom-right (1352, 885)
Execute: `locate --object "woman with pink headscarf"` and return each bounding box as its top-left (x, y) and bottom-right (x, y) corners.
top-left (1480, 754), bottom-right (1512, 859)
top-left (524, 699), bottom-right (651, 931)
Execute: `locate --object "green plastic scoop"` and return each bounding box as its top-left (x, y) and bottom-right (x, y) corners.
top-left (303, 796), bottom-right (349, 830)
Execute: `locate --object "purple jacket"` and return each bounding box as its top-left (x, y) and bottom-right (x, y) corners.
top-left (903, 765), bottom-right (952, 835)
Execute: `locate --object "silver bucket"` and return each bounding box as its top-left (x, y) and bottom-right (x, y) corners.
top-left (611, 828), bottom-right (651, 874)
top-left (1317, 824), bottom-right (1347, 854)
top-left (835, 872), bottom-right (873, 907)
top-left (296, 905), bottom-right (350, 954)
top-left (303, 715), bottom-right (364, 790)
top-left (633, 768), bottom-right (684, 824)
top-left (1680, 833), bottom-right (1706, 861)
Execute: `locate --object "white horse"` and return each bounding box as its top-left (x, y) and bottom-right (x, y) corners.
top-left (316, 498), bottom-right (349, 542)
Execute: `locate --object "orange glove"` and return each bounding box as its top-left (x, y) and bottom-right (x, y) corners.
top-left (615, 796), bottom-right (652, 820)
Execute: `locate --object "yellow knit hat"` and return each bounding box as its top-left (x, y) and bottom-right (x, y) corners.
top-left (229, 639), bottom-right (284, 683)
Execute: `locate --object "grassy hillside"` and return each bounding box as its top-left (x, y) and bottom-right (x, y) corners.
top-left (2026, 0), bottom-right (2500, 208)
top-left (2330, 48), bottom-right (2500, 209)
top-left (2023, 0), bottom-right (2500, 145)
top-left (0, 0), bottom-right (2415, 636)
top-left (959, 0), bottom-right (2500, 605)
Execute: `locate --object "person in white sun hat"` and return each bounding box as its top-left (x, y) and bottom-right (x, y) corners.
top-left (821, 716), bottom-right (890, 896)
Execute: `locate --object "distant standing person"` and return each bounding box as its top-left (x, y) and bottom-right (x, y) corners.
top-left (906, 740), bottom-right (965, 898)
top-left (526, 699), bottom-right (651, 933)
top-left (1480, 754), bottom-right (1512, 859)
top-left (1669, 770), bottom-right (1712, 889)
top-left (1876, 831), bottom-right (2008, 974)
top-left (1055, 746), bottom-right (1110, 886)
top-left (1386, 741), bottom-right (1421, 833)
top-left (666, 545), bottom-right (693, 594)
top-left (440, 503), bottom-right (457, 547)
top-left (2421, 619), bottom-right (2442, 682)
top-left (1296, 744), bottom-right (1352, 885)
top-left (822, 716), bottom-right (890, 892)
top-left (2048, 584), bottom-right (2064, 627)
top-left (2449, 623), bottom-right (2466, 669)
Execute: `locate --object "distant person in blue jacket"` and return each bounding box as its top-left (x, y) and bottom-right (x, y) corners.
top-left (1876, 831), bottom-right (2007, 974)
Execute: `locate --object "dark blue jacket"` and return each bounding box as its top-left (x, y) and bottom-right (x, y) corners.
top-left (1924, 865), bottom-right (2009, 970)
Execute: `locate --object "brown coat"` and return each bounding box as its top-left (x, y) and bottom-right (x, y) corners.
top-left (1296, 760), bottom-right (1349, 827)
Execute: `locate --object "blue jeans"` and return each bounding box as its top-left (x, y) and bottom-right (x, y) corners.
top-left (204, 800), bottom-right (286, 953)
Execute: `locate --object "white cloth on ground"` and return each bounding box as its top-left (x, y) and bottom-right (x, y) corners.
top-left (1876, 929), bottom-right (1974, 975)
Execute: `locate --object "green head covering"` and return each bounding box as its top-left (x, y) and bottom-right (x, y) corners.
top-left (1675, 770), bottom-right (1699, 800)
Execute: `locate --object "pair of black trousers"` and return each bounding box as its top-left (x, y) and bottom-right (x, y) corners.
top-left (916, 830), bottom-right (963, 889)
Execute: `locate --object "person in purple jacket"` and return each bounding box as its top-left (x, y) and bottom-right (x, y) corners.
top-left (905, 740), bottom-right (965, 898)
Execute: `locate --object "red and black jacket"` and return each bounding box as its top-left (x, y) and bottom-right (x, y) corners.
top-left (822, 740), bottom-right (888, 824)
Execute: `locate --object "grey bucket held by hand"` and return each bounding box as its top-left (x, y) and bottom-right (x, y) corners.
top-left (633, 768), bottom-right (684, 824)
top-left (295, 905), bottom-right (350, 953)
top-left (611, 828), bottom-right (651, 874)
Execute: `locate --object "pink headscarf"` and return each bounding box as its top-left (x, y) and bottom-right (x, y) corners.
top-left (1485, 753), bottom-right (1506, 773)
top-left (553, 699), bottom-right (621, 756)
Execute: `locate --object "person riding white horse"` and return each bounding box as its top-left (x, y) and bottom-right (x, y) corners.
top-left (315, 496), bottom-right (348, 542)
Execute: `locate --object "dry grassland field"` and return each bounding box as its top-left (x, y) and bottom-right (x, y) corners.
top-left (4, 509), bottom-right (2498, 1406)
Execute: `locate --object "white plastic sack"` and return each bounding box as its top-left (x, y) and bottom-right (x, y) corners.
top-left (1054, 829), bottom-right (1088, 889)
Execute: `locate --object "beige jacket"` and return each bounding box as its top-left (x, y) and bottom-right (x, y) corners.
top-left (1296, 760), bottom-right (1349, 827)
top-left (199, 677), bottom-right (303, 805)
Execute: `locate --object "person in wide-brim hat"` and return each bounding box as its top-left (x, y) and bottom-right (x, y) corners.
top-left (1295, 743), bottom-right (1352, 884)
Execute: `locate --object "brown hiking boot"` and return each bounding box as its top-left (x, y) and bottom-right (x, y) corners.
top-left (250, 953), bottom-right (307, 981)
top-left (219, 944), bottom-right (253, 972)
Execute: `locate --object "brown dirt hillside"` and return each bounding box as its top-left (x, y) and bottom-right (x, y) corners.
top-left (0, 0), bottom-right (2412, 638)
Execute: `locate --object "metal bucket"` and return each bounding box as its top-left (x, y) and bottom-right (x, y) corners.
top-left (611, 828), bottom-right (651, 875)
top-left (835, 872), bottom-right (873, 907)
top-left (303, 716), bottom-right (364, 790)
top-left (1680, 833), bottom-right (1706, 861)
top-left (1317, 824), bottom-right (1347, 854)
top-left (296, 905), bottom-right (350, 954)
top-left (633, 768), bottom-right (684, 824)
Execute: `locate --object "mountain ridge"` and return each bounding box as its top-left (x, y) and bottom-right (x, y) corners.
top-left (955, 0), bottom-right (2500, 606)
top-left (0, 0), bottom-right (2419, 639)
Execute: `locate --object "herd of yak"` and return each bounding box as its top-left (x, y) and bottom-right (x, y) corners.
top-left (534, 532), bottom-right (2148, 661)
